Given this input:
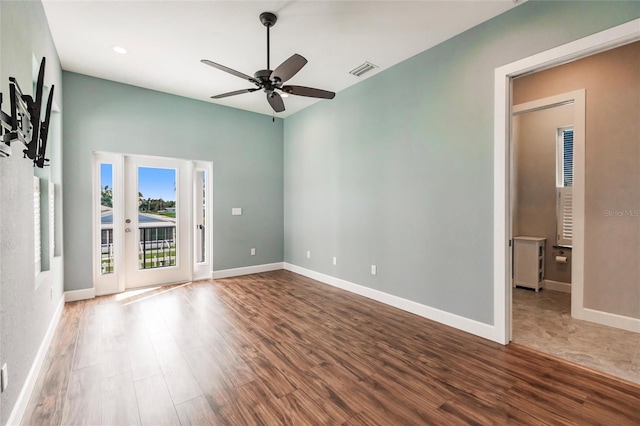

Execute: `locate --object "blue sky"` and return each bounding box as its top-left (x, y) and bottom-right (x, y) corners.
top-left (100, 164), bottom-right (176, 201)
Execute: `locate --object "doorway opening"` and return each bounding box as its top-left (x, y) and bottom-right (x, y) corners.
top-left (494, 20), bottom-right (640, 381)
top-left (93, 152), bottom-right (213, 294)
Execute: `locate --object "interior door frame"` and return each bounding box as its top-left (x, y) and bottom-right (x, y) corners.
top-left (510, 90), bottom-right (585, 343)
top-left (93, 152), bottom-right (213, 295)
top-left (493, 19), bottom-right (640, 344)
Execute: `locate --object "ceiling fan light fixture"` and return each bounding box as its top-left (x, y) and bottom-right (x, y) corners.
top-left (201, 11), bottom-right (335, 113)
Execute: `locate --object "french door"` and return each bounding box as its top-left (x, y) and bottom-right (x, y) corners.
top-left (94, 153), bottom-right (212, 294)
top-left (124, 156), bottom-right (190, 289)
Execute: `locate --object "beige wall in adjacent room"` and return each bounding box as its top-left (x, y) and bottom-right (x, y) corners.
top-left (512, 104), bottom-right (573, 284)
top-left (513, 41), bottom-right (640, 320)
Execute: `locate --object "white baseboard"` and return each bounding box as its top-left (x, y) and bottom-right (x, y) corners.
top-left (544, 279), bottom-right (571, 293)
top-left (212, 262), bottom-right (284, 279)
top-left (6, 295), bottom-right (65, 426)
top-left (283, 263), bottom-right (496, 342)
top-left (574, 307), bottom-right (640, 334)
top-left (65, 287), bottom-right (95, 302)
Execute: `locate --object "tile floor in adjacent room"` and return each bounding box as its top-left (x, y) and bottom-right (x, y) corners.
top-left (512, 287), bottom-right (640, 384)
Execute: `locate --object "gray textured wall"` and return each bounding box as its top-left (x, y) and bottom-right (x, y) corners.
top-left (0, 1), bottom-right (64, 424)
top-left (62, 72), bottom-right (284, 292)
top-left (283, 1), bottom-right (640, 325)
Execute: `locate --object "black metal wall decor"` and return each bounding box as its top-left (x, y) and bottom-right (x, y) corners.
top-left (0, 57), bottom-right (54, 168)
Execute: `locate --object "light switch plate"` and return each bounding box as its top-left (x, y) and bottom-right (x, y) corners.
top-left (251, 248), bottom-right (256, 256)
top-left (306, 251), bottom-right (311, 259)
top-left (371, 265), bottom-right (377, 275)
top-left (333, 257), bottom-right (337, 265)
top-left (232, 208), bottom-right (242, 216)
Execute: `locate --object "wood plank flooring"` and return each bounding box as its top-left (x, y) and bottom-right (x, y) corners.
top-left (22, 270), bottom-right (640, 425)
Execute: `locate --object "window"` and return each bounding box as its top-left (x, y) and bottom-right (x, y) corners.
top-left (49, 183), bottom-right (56, 257)
top-left (556, 127), bottom-right (573, 246)
top-left (195, 170), bottom-right (206, 263)
top-left (100, 163), bottom-right (115, 274)
top-left (34, 176), bottom-right (41, 276)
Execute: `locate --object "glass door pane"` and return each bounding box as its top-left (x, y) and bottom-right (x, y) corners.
top-left (100, 163), bottom-right (114, 274)
top-left (137, 167), bottom-right (177, 270)
top-left (195, 170), bottom-right (206, 263)
top-left (124, 155), bottom-right (190, 289)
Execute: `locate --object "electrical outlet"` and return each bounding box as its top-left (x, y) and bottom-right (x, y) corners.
top-left (251, 248), bottom-right (256, 256)
top-left (1, 363), bottom-right (7, 392)
top-left (332, 256), bottom-right (337, 265)
top-left (306, 250), bottom-right (311, 259)
top-left (231, 207), bottom-right (242, 216)
top-left (371, 265), bottom-right (377, 275)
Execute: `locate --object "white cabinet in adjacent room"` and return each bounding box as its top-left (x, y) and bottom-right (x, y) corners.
top-left (514, 237), bottom-right (546, 292)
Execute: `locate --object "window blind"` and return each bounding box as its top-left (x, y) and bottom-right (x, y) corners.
top-left (562, 129), bottom-right (574, 187)
top-left (557, 187), bottom-right (573, 246)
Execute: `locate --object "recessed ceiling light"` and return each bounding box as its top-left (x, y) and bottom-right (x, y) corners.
top-left (113, 46), bottom-right (127, 54)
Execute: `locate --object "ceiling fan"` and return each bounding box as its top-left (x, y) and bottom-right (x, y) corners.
top-left (201, 12), bottom-right (335, 113)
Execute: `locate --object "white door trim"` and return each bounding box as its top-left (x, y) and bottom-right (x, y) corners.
top-left (493, 19), bottom-right (640, 344)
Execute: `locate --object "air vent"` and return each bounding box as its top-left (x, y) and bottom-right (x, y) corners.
top-left (349, 61), bottom-right (378, 77)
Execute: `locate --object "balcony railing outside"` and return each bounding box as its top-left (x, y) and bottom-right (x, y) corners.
top-left (100, 226), bottom-right (176, 272)
top-left (139, 226), bottom-right (176, 269)
top-left (101, 229), bottom-right (114, 274)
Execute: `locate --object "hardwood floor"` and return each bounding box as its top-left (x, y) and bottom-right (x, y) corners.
top-left (22, 270), bottom-right (640, 425)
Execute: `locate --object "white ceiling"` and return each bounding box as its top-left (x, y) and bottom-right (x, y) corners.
top-left (42, 0), bottom-right (520, 117)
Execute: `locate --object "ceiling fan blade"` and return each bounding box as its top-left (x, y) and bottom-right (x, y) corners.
top-left (201, 59), bottom-right (256, 82)
top-left (267, 92), bottom-right (285, 113)
top-left (211, 88), bottom-right (260, 99)
top-left (271, 54), bottom-right (307, 83)
top-left (282, 85), bottom-right (335, 99)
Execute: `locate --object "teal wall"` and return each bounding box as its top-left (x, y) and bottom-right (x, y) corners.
top-left (283, 1), bottom-right (640, 324)
top-left (3, 0), bottom-right (635, 423)
top-left (62, 73), bottom-right (284, 291)
top-left (0, 1), bottom-right (64, 423)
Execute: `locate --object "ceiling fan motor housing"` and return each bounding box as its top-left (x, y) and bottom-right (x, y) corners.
top-left (259, 12), bottom-right (278, 27)
top-left (254, 69), bottom-right (278, 92)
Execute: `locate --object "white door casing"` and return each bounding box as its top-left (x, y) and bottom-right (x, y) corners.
top-left (494, 19), bottom-right (640, 344)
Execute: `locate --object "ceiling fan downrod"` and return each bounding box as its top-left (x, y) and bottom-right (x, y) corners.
top-left (259, 12), bottom-right (278, 71)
